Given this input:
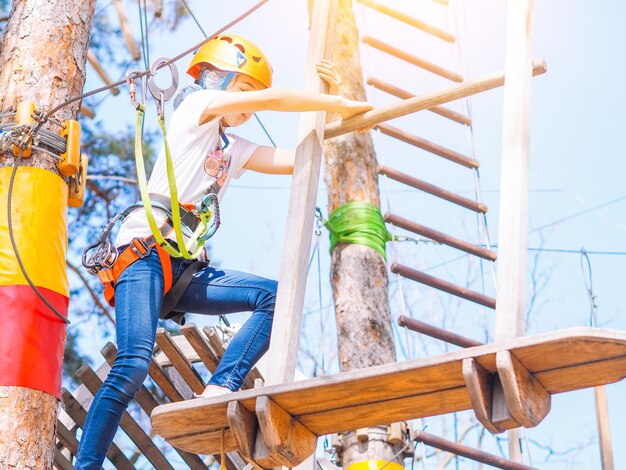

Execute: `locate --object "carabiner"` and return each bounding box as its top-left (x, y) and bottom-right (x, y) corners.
top-left (126, 69), bottom-right (147, 110)
top-left (148, 57), bottom-right (179, 119)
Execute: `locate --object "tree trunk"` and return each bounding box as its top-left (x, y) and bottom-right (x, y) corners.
top-left (0, 0), bottom-right (95, 468)
top-left (322, 0), bottom-right (400, 466)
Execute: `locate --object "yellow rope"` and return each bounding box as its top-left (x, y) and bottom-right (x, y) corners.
top-left (220, 427), bottom-right (226, 470)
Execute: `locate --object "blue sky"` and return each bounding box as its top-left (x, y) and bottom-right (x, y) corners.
top-left (76, 0), bottom-right (626, 467)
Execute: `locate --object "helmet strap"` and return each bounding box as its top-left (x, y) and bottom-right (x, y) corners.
top-left (221, 72), bottom-right (236, 91)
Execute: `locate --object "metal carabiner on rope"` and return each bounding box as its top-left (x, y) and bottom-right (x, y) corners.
top-left (147, 57), bottom-right (179, 118)
top-left (126, 69), bottom-right (147, 111)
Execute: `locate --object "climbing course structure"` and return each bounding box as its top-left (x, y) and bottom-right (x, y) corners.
top-left (149, 0), bottom-right (626, 468)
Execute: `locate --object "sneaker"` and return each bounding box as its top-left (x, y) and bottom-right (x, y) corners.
top-left (193, 384), bottom-right (232, 399)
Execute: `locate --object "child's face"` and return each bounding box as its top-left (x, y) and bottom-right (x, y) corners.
top-left (221, 74), bottom-right (266, 127)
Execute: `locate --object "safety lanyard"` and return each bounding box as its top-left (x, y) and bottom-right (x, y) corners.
top-left (134, 105), bottom-right (213, 259)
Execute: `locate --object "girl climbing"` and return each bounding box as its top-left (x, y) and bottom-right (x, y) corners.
top-left (75, 33), bottom-right (372, 468)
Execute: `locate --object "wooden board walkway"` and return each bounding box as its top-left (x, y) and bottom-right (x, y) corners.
top-left (151, 328), bottom-right (626, 466)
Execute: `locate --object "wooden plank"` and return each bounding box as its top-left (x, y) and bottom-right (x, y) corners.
top-left (101, 343), bottom-right (208, 470)
top-left (86, 50), bottom-right (120, 95)
top-left (182, 323), bottom-right (220, 372)
top-left (255, 396), bottom-right (317, 467)
top-left (155, 328), bottom-right (205, 394)
top-left (367, 76), bottom-right (471, 125)
top-left (76, 365), bottom-right (175, 470)
top-left (496, 350), bottom-right (550, 428)
top-left (362, 35), bottom-right (463, 82)
top-left (56, 421), bottom-right (80, 456)
top-left (595, 385), bottom-right (614, 470)
top-left (325, 60), bottom-right (547, 139)
top-left (379, 165), bottom-right (488, 213)
top-left (204, 326), bottom-right (263, 390)
top-left (54, 447), bottom-right (74, 470)
top-left (494, 0), bottom-right (535, 342)
top-left (376, 123), bottom-right (478, 168)
top-left (151, 328), bottom-right (626, 454)
top-left (264, 0), bottom-right (338, 387)
top-left (154, 333), bottom-right (201, 367)
top-left (149, 356), bottom-right (186, 401)
top-left (227, 401), bottom-right (258, 461)
top-left (112, 0), bottom-right (141, 60)
top-left (391, 263), bottom-right (497, 309)
top-left (61, 389), bottom-right (134, 470)
top-left (356, 0), bottom-right (455, 43)
top-left (385, 212), bottom-right (496, 260)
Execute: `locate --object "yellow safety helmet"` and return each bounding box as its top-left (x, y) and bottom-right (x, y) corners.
top-left (187, 34), bottom-right (273, 88)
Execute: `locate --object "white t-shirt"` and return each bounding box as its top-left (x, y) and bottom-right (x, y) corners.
top-left (115, 89), bottom-right (258, 248)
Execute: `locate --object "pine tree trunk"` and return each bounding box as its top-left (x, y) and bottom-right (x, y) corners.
top-left (322, 0), bottom-right (400, 466)
top-left (0, 0), bottom-right (95, 467)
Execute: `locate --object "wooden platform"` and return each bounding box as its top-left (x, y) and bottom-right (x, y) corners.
top-left (151, 328), bottom-right (626, 465)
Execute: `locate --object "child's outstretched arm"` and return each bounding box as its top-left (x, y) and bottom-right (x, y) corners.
top-left (199, 86), bottom-right (372, 124)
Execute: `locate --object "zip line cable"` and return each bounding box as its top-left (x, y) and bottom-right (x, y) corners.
top-left (180, 0), bottom-right (278, 147)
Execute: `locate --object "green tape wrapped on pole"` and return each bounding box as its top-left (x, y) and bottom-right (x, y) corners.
top-left (324, 201), bottom-right (392, 259)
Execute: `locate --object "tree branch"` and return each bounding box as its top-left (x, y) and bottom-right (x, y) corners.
top-left (67, 259), bottom-right (115, 325)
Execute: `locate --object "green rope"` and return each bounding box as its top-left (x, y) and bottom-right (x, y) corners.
top-left (324, 201), bottom-right (392, 260)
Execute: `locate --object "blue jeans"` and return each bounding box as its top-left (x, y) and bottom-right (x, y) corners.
top-left (74, 249), bottom-right (276, 469)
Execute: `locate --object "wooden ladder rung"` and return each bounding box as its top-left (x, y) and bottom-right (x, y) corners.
top-left (376, 123), bottom-right (478, 168)
top-left (181, 324), bottom-right (221, 372)
top-left (155, 328), bottom-right (205, 395)
top-left (391, 262), bottom-right (496, 309)
top-left (362, 35), bottom-right (463, 82)
top-left (356, 0), bottom-right (455, 43)
top-left (368, 76), bottom-right (471, 125)
top-left (76, 364), bottom-right (175, 470)
top-left (413, 430), bottom-right (536, 470)
top-left (61, 389), bottom-right (134, 470)
top-left (379, 165), bottom-right (488, 213)
top-left (101, 343), bottom-right (209, 470)
top-left (326, 60), bottom-right (547, 139)
top-left (397, 315), bottom-right (483, 348)
top-left (385, 212), bottom-right (495, 260)
top-left (79, 103), bottom-right (95, 119)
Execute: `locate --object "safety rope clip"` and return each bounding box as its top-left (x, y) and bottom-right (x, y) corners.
top-left (148, 56), bottom-right (179, 119)
top-left (126, 69), bottom-right (147, 110)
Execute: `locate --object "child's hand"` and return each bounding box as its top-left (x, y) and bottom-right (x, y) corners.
top-left (338, 97), bottom-right (374, 120)
top-left (316, 59), bottom-right (341, 95)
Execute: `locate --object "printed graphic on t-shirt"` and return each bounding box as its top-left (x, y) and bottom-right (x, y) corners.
top-left (203, 147), bottom-right (231, 194)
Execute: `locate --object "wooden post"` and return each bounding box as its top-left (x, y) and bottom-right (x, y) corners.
top-left (263, 0), bottom-right (337, 386)
top-left (495, 0), bottom-right (536, 461)
top-left (595, 386), bottom-right (614, 470)
top-left (112, 0), bottom-right (141, 60)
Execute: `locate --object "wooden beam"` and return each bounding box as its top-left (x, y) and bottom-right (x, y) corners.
top-left (53, 447), bottom-right (74, 470)
top-left (376, 123), bottom-right (478, 168)
top-left (379, 165), bottom-right (488, 213)
top-left (227, 401), bottom-right (258, 462)
top-left (462, 358), bottom-right (502, 434)
top-left (384, 212), bottom-right (496, 260)
top-left (398, 315), bottom-right (484, 348)
top-left (79, 103), bottom-right (95, 119)
top-left (355, 0), bottom-right (455, 43)
top-left (391, 263), bottom-right (496, 309)
top-left (256, 396), bottom-right (317, 467)
top-left (86, 50), bottom-right (120, 95)
top-left (264, 0), bottom-right (337, 387)
top-left (595, 385), bottom-right (614, 470)
top-left (362, 35), bottom-right (463, 82)
top-left (112, 0), bottom-right (141, 60)
top-left (155, 328), bottom-right (205, 394)
top-left (181, 324), bottom-right (220, 372)
top-left (495, 0), bottom-right (536, 459)
top-left (325, 60), bottom-right (547, 139)
top-left (367, 76), bottom-right (471, 126)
